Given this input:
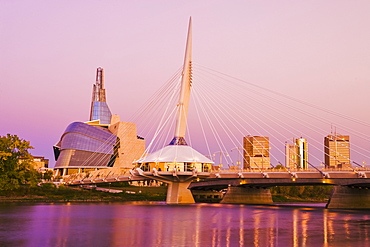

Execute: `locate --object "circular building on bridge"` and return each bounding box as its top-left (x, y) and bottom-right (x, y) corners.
top-left (134, 145), bottom-right (213, 172)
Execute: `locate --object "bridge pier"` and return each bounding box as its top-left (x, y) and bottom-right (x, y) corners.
top-left (133, 168), bottom-right (203, 204)
top-left (166, 181), bottom-right (195, 204)
top-left (326, 186), bottom-right (370, 209)
top-left (220, 186), bottom-right (273, 205)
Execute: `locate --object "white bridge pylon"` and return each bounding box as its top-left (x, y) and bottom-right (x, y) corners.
top-left (133, 17), bottom-right (214, 204)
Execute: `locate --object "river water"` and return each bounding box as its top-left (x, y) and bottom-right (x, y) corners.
top-left (1, 202), bottom-right (370, 247)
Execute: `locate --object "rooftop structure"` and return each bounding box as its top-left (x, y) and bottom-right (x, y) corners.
top-left (89, 67), bottom-right (112, 125)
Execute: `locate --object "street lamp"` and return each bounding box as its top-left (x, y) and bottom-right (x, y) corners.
top-left (231, 146), bottom-right (242, 168)
top-left (213, 151), bottom-right (229, 168)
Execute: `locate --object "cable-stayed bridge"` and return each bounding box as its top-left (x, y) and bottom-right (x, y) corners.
top-left (64, 166), bottom-right (370, 209)
top-left (62, 18), bottom-right (370, 209)
top-left (129, 63), bottom-right (370, 171)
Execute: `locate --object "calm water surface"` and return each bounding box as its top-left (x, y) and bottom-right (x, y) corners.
top-left (1, 202), bottom-right (370, 247)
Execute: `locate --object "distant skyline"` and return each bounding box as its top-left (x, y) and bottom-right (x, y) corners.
top-left (1, 1), bottom-right (369, 167)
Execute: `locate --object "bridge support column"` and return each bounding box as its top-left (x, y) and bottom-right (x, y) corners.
top-left (220, 186), bottom-right (273, 205)
top-left (166, 181), bottom-right (195, 204)
top-left (326, 186), bottom-right (370, 209)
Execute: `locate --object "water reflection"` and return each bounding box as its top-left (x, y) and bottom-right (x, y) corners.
top-left (323, 209), bottom-right (328, 246)
top-left (1, 202), bottom-right (370, 246)
top-left (293, 209), bottom-right (298, 247)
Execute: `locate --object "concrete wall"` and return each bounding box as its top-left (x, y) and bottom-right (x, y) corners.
top-left (327, 186), bottom-right (370, 209)
top-left (109, 117), bottom-right (145, 169)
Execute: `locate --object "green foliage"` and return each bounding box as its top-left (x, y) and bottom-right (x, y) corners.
top-left (40, 170), bottom-right (53, 180)
top-left (40, 183), bottom-right (56, 189)
top-left (270, 185), bottom-right (333, 202)
top-left (0, 184), bottom-right (167, 202)
top-left (274, 165), bottom-right (285, 170)
top-left (0, 134), bottom-right (39, 190)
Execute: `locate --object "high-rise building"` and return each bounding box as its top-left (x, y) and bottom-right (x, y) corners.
top-left (324, 134), bottom-right (350, 168)
top-left (285, 138), bottom-right (308, 169)
top-left (54, 67), bottom-right (145, 176)
top-left (285, 143), bottom-right (297, 168)
top-left (243, 136), bottom-right (270, 169)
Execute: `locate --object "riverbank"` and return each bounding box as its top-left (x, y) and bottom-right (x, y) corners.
top-left (271, 185), bottom-right (333, 202)
top-left (0, 184), bottom-right (332, 203)
top-left (271, 194), bottom-right (328, 203)
top-left (0, 183), bottom-right (167, 203)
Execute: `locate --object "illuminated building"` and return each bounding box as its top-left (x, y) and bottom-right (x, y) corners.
top-left (324, 134), bottom-right (350, 168)
top-left (285, 143), bottom-right (297, 168)
top-left (285, 138), bottom-right (308, 169)
top-left (54, 67), bottom-right (145, 176)
top-left (243, 136), bottom-right (270, 169)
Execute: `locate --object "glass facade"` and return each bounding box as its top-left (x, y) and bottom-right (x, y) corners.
top-left (90, 101), bottom-right (112, 125)
top-left (54, 122), bottom-right (118, 168)
top-left (324, 134), bottom-right (350, 168)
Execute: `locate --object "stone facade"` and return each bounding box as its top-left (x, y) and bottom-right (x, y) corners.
top-left (109, 115), bottom-right (145, 169)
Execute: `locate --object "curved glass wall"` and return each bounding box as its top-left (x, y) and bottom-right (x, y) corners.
top-left (54, 122), bottom-right (118, 168)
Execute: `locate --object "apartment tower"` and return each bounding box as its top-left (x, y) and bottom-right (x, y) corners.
top-left (324, 134), bottom-right (350, 168)
top-left (243, 136), bottom-right (270, 169)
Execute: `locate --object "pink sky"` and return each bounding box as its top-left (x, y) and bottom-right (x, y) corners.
top-left (1, 1), bottom-right (370, 167)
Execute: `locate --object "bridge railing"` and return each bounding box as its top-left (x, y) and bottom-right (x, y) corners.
top-left (62, 167), bottom-right (131, 184)
top-left (61, 166), bottom-right (370, 185)
top-left (215, 166), bottom-right (370, 173)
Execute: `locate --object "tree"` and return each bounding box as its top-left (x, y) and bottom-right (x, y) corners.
top-left (0, 134), bottom-right (39, 190)
top-left (274, 165), bottom-right (285, 170)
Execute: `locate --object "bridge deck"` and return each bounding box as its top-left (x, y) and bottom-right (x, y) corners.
top-left (63, 168), bottom-right (370, 188)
